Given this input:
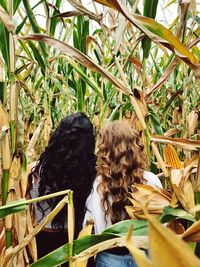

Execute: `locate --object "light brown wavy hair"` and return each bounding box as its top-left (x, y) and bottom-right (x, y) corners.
top-left (97, 121), bottom-right (147, 224)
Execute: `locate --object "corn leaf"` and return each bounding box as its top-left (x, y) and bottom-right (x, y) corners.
top-left (0, 199), bottom-right (27, 219)
top-left (148, 214), bottom-right (200, 267)
top-left (160, 206), bottom-right (196, 223)
top-left (94, 0), bottom-right (199, 68)
top-left (30, 220), bottom-right (148, 267)
top-left (142, 0), bottom-right (159, 59)
top-left (20, 34), bottom-right (130, 95)
top-left (151, 135), bottom-right (200, 151)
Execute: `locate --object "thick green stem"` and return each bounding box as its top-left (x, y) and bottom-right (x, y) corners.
top-left (6, 230), bottom-right (12, 248)
top-left (2, 170), bottom-right (9, 205)
top-left (2, 170), bottom-right (12, 248)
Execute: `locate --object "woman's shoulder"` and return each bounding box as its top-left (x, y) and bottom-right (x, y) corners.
top-left (143, 171), bottom-right (162, 188)
top-left (94, 175), bottom-right (102, 186)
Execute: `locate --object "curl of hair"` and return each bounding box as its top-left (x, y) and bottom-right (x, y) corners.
top-left (29, 112), bottom-right (96, 236)
top-left (97, 121), bottom-right (147, 224)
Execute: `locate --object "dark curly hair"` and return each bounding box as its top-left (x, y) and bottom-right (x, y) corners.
top-left (29, 112), bottom-right (96, 237)
top-left (97, 121), bottom-right (147, 224)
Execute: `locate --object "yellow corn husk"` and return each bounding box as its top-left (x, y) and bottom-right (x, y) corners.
top-left (2, 132), bottom-right (11, 170)
top-left (163, 144), bottom-right (182, 169)
top-left (0, 223), bottom-right (6, 254)
top-left (13, 188), bottom-right (27, 244)
top-left (43, 115), bottom-right (52, 148)
top-left (125, 184), bottom-right (171, 220)
top-left (8, 154), bottom-right (21, 191)
top-left (151, 142), bottom-right (169, 177)
top-left (183, 179), bottom-right (195, 213)
top-left (148, 214), bottom-right (200, 267)
top-left (26, 120), bottom-right (44, 162)
top-left (0, 103), bottom-right (9, 129)
top-left (187, 110), bottom-right (198, 136)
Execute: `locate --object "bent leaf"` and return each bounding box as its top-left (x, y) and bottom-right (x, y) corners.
top-left (20, 34), bottom-right (129, 95)
top-left (94, 0), bottom-right (199, 67)
top-left (160, 206), bottom-right (196, 223)
top-left (148, 214), bottom-right (200, 267)
top-left (151, 135), bottom-right (200, 151)
top-left (30, 220), bottom-right (148, 267)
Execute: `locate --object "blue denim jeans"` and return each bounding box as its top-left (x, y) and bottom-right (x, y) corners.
top-left (95, 251), bottom-right (138, 267)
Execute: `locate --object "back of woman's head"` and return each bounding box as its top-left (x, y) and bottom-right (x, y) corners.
top-left (30, 112), bottom-right (96, 235)
top-left (97, 120), bottom-right (147, 223)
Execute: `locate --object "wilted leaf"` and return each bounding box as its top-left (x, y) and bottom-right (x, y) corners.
top-left (181, 220), bottom-right (200, 242)
top-left (126, 184), bottom-right (171, 220)
top-left (94, 0), bottom-right (199, 68)
top-left (151, 142), bottom-right (169, 177)
top-left (64, 0), bottom-right (101, 22)
top-left (151, 135), bottom-right (200, 151)
top-left (148, 214), bottom-right (200, 267)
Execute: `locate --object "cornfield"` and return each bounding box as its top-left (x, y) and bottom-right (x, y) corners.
top-left (0, 0), bottom-right (200, 266)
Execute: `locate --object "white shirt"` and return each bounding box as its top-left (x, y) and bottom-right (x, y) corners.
top-left (83, 171), bottom-right (162, 234)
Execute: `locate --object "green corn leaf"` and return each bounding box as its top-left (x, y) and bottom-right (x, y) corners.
top-left (23, 0), bottom-right (48, 63)
top-left (14, 0), bottom-right (23, 14)
top-left (0, 0), bottom-right (8, 12)
top-left (148, 106), bottom-right (164, 135)
top-left (142, 0), bottom-right (159, 59)
top-left (0, 24), bottom-right (9, 70)
top-left (30, 220), bottom-right (148, 267)
top-left (27, 41), bottom-right (45, 76)
top-left (160, 206), bottom-right (196, 223)
top-left (50, 0), bottom-right (62, 36)
top-left (67, 58), bottom-right (102, 98)
top-left (0, 199), bottom-right (27, 218)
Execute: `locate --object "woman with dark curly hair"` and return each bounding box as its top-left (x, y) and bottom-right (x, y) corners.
top-left (29, 112), bottom-right (96, 261)
top-left (83, 120), bottom-right (162, 267)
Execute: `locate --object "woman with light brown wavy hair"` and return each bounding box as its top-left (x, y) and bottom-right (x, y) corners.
top-left (83, 120), bottom-right (162, 267)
